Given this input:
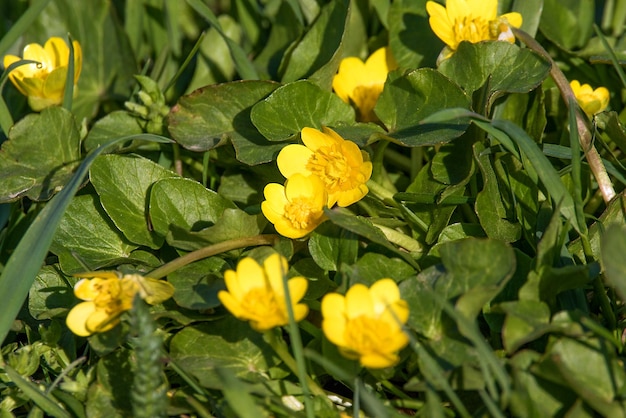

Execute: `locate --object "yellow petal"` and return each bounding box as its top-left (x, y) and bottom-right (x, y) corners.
top-left (263, 183), bottom-right (288, 214)
top-left (264, 253), bottom-right (289, 296)
top-left (72, 40), bottom-right (82, 81)
top-left (360, 352), bottom-right (399, 369)
top-left (218, 290), bottom-right (247, 319)
top-left (235, 257), bottom-right (267, 293)
top-left (364, 47), bottom-right (395, 83)
top-left (287, 277), bottom-right (309, 303)
top-left (22, 43), bottom-right (52, 69)
top-left (301, 127), bottom-right (336, 151)
top-left (501, 12), bottom-right (523, 28)
top-left (322, 315), bottom-right (348, 346)
top-left (137, 277), bottom-right (175, 304)
top-left (66, 301), bottom-right (97, 337)
top-left (74, 278), bottom-right (102, 301)
top-left (277, 144), bottom-right (313, 178)
top-left (293, 303), bottom-right (309, 322)
top-left (85, 309), bottom-right (121, 333)
top-left (345, 284), bottom-right (374, 319)
top-left (42, 66), bottom-right (67, 102)
top-left (44, 37), bottom-right (69, 68)
top-left (370, 278), bottom-right (401, 315)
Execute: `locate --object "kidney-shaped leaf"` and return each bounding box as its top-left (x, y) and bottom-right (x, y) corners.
top-left (167, 80), bottom-right (279, 162)
top-left (438, 42), bottom-right (551, 105)
top-left (375, 68), bottom-right (471, 146)
top-left (90, 154), bottom-right (178, 249)
top-left (0, 107), bottom-right (81, 203)
top-left (251, 80), bottom-right (355, 141)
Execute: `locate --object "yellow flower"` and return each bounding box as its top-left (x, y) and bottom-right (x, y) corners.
top-left (3, 37), bottom-right (82, 111)
top-left (570, 80), bottom-right (610, 117)
top-left (332, 47), bottom-right (397, 122)
top-left (426, 0), bottom-right (523, 61)
top-left (66, 272), bottom-right (174, 337)
top-left (277, 127), bottom-right (372, 207)
top-left (321, 279), bottom-right (410, 369)
top-left (261, 173), bottom-right (328, 239)
top-left (217, 254), bottom-right (309, 332)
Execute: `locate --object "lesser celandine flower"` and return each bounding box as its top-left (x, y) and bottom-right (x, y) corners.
top-left (261, 173), bottom-right (328, 239)
top-left (277, 127), bottom-right (372, 207)
top-left (321, 279), bottom-right (410, 369)
top-left (332, 47), bottom-right (397, 122)
top-left (426, 0), bottom-right (523, 62)
top-left (3, 37), bottom-right (82, 111)
top-left (570, 80), bottom-right (610, 117)
top-left (218, 254), bottom-right (309, 332)
top-left (66, 272), bottom-right (174, 337)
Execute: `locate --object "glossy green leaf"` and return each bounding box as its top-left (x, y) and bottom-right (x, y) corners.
top-left (28, 266), bottom-right (76, 320)
top-left (539, 0), bottom-right (594, 50)
top-left (388, 0), bottom-right (440, 69)
top-left (308, 221), bottom-right (359, 271)
top-left (279, 0), bottom-right (349, 88)
top-left (438, 42), bottom-right (551, 107)
top-left (149, 177), bottom-right (236, 243)
top-left (250, 80), bottom-right (355, 141)
top-left (343, 252), bottom-right (416, 286)
top-left (89, 154), bottom-right (178, 249)
top-left (169, 317), bottom-right (276, 389)
top-left (513, 0), bottom-right (544, 37)
top-left (168, 256), bottom-right (228, 310)
top-left (473, 142), bottom-right (521, 242)
top-left (50, 194), bottom-right (139, 274)
top-left (500, 300), bottom-right (551, 353)
top-left (83, 111), bottom-right (144, 152)
top-left (0, 107), bottom-right (81, 203)
top-left (600, 223), bottom-right (626, 302)
top-left (167, 80), bottom-right (280, 165)
top-left (375, 68), bottom-right (471, 146)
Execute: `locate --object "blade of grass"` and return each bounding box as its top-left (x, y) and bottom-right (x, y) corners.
top-left (62, 33), bottom-right (74, 111)
top-left (163, 31), bottom-right (206, 94)
top-left (1, 363), bottom-right (71, 418)
top-left (185, 0), bottom-right (259, 80)
top-left (593, 24), bottom-right (626, 89)
top-left (215, 366), bottom-right (265, 417)
top-left (0, 0), bottom-right (52, 56)
top-left (0, 133), bottom-right (172, 344)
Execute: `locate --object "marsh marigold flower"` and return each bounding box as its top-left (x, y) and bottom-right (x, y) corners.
top-left (218, 254), bottom-right (309, 332)
top-left (426, 0), bottom-right (522, 62)
top-left (66, 272), bottom-right (174, 337)
top-left (570, 80), bottom-right (610, 117)
top-left (322, 279), bottom-right (410, 369)
top-left (277, 127), bottom-right (372, 208)
top-left (332, 47), bottom-right (397, 122)
top-left (261, 173), bottom-right (328, 239)
top-left (3, 37), bottom-right (82, 111)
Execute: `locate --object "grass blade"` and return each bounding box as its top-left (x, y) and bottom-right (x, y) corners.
top-left (62, 34), bottom-right (75, 111)
top-left (0, 0), bottom-right (52, 56)
top-left (0, 133), bottom-right (172, 344)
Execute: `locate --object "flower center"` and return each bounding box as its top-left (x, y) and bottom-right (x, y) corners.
top-left (284, 197), bottom-right (319, 229)
top-left (306, 145), bottom-right (356, 192)
top-left (92, 279), bottom-right (138, 314)
top-left (453, 16), bottom-right (491, 45)
top-left (345, 315), bottom-right (396, 354)
top-left (240, 287), bottom-right (284, 320)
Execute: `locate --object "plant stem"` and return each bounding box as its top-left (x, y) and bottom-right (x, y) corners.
top-left (148, 234), bottom-right (279, 279)
top-left (513, 28), bottom-right (616, 203)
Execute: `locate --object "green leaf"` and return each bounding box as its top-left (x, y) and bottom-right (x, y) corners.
top-left (343, 252), bottom-right (416, 286)
top-left (307, 221), bottom-right (359, 271)
top-left (375, 68), bottom-right (471, 146)
top-left (500, 300), bottom-right (551, 353)
top-left (0, 107), bottom-right (81, 203)
top-left (323, 208), bottom-right (420, 269)
top-left (149, 177), bottom-right (236, 242)
top-left (539, 0), bottom-right (594, 50)
top-left (169, 317), bottom-right (276, 389)
top-left (600, 223), bottom-right (626, 302)
top-left (28, 266), bottom-right (77, 320)
top-left (250, 80), bottom-right (355, 141)
top-left (50, 194), bottom-right (139, 273)
top-left (473, 142), bottom-right (521, 242)
top-left (439, 42), bottom-right (550, 108)
top-left (388, 0), bottom-right (440, 68)
top-left (83, 111), bottom-right (144, 152)
top-left (168, 257), bottom-right (228, 310)
top-left (513, 0), bottom-right (544, 37)
top-left (279, 0), bottom-right (349, 88)
top-left (167, 80), bottom-right (280, 164)
top-left (90, 154), bottom-right (178, 249)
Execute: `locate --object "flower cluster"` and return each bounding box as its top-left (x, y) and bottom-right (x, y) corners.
top-left (426, 0), bottom-right (523, 62)
top-left (321, 279), bottom-right (410, 369)
top-left (217, 253), bottom-right (309, 332)
top-left (3, 37), bottom-right (82, 111)
top-left (66, 272), bottom-right (174, 337)
top-left (570, 80), bottom-right (610, 117)
top-left (262, 126), bottom-right (372, 238)
top-left (332, 47), bottom-right (397, 122)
